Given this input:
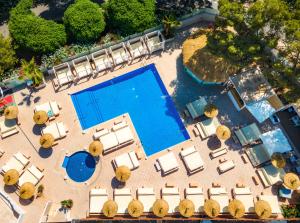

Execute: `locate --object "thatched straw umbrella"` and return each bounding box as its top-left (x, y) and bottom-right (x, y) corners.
top-left (204, 199), bottom-right (220, 218)
top-left (4, 106), bottom-right (18, 119)
top-left (3, 169), bottom-right (19, 185)
top-left (33, 111), bottom-right (48, 125)
top-left (228, 199), bottom-right (245, 219)
top-left (271, 152), bottom-right (286, 169)
top-left (284, 172), bottom-right (300, 190)
top-left (152, 199), bottom-right (169, 217)
top-left (179, 199), bottom-right (195, 217)
top-left (254, 200), bottom-right (272, 219)
top-left (19, 182), bottom-right (35, 199)
top-left (89, 141), bottom-right (103, 156)
top-left (40, 133), bottom-right (55, 149)
top-left (216, 125), bottom-right (231, 141)
top-left (115, 165), bottom-right (131, 183)
top-left (128, 199), bottom-right (144, 217)
top-left (102, 200), bottom-right (118, 218)
top-left (204, 104), bottom-right (218, 118)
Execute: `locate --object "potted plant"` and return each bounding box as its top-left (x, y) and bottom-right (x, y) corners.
top-left (61, 199), bottom-right (73, 209)
top-left (162, 15), bottom-right (181, 39)
top-left (19, 57), bottom-right (46, 89)
top-left (36, 184), bottom-right (44, 198)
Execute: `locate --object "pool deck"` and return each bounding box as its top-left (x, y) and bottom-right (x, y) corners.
top-left (0, 30), bottom-right (289, 222)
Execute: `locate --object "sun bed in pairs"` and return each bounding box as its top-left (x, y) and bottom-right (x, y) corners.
top-left (208, 187), bottom-right (229, 213)
top-left (185, 187), bottom-right (204, 213)
top-left (114, 188), bottom-right (132, 214)
top-left (53, 63), bottom-right (74, 86)
top-left (210, 147), bottom-right (228, 159)
top-left (126, 36), bottom-right (148, 60)
top-left (258, 195), bottom-right (282, 215)
top-left (42, 122), bottom-right (68, 140)
top-left (137, 187), bottom-right (156, 213)
top-left (34, 101), bottom-right (60, 118)
top-left (113, 125), bottom-right (134, 146)
top-left (145, 30), bottom-right (165, 53)
top-left (180, 146), bottom-right (204, 174)
top-left (0, 118), bottom-right (19, 138)
top-left (89, 188), bottom-right (108, 215)
top-left (195, 117), bottom-right (221, 139)
top-left (256, 165), bottom-right (285, 188)
top-left (18, 165), bottom-right (44, 187)
top-left (217, 160), bottom-right (235, 173)
top-left (1, 152), bottom-right (30, 173)
top-left (162, 187), bottom-right (180, 214)
top-left (91, 49), bottom-right (113, 74)
top-left (113, 151), bottom-right (140, 170)
top-left (232, 187), bottom-right (255, 213)
top-left (109, 42), bottom-right (130, 66)
top-left (155, 152), bottom-right (179, 175)
top-left (72, 56), bottom-right (93, 79)
top-left (245, 144), bottom-right (271, 167)
top-left (234, 123), bottom-right (261, 146)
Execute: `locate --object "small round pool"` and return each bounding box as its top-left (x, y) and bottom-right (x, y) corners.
top-left (65, 151), bottom-right (96, 182)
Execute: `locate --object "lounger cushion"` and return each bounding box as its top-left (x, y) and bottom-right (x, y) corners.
top-left (28, 165), bottom-right (43, 180)
top-left (14, 152), bottom-right (29, 166)
top-left (259, 195), bottom-right (282, 214)
top-left (232, 187), bottom-right (251, 195)
top-left (162, 187), bottom-right (180, 213)
top-left (185, 188), bottom-right (204, 213)
top-left (114, 188), bottom-right (132, 214)
top-left (114, 126), bottom-right (134, 144)
top-left (157, 152), bottom-right (179, 174)
top-left (235, 195), bottom-right (255, 213)
top-left (218, 160), bottom-right (235, 173)
top-left (183, 152), bottom-right (204, 173)
top-left (89, 189), bottom-right (108, 214)
top-left (137, 187), bottom-right (156, 213)
top-left (114, 151), bottom-right (139, 170)
top-left (100, 132), bottom-right (119, 152)
top-left (2, 157), bottom-right (23, 173)
top-left (18, 170), bottom-right (39, 186)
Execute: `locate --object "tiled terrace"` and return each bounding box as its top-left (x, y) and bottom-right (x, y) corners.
top-left (0, 34), bottom-right (288, 222)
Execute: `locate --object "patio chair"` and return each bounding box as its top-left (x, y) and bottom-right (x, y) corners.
top-left (41, 122), bottom-right (68, 140)
top-left (114, 188), bottom-right (132, 214)
top-left (89, 188), bottom-right (108, 215)
top-left (72, 56), bottom-right (93, 79)
top-left (208, 187), bottom-right (229, 213)
top-left (53, 63), bottom-right (74, 86)
top-left (156, 152), bottom-right (179, 175)
top-left (180, 146), bottom-right (204, 174)
top-left (234, 123), bottom-right (261, 146)
top-left (258, 195), bottom-right (282, 215)
top-left (137, 187), bottom-right (156, 213)
top-left (126, 36), bottom-right (148, 60)
top-left (195, 117), bottom-right (221, 139)
top-left (109, 42), bottom-right (130, 66)
top-left (18, 165), bottom-right (44, 186)
top-left (2, 152), bottom-right (30, 173)
top-left (0, 118), bottom-right (19, 138)
top-left (114, 126), bottom-right (134, 146)
top-left (145, 31), bottom-right (165, 54)
top-left (99, 131), bottom-right (119, 154)
top-left (217, 160), bottom-right (235, 173)
top-left (233, 187), bottom-right (255, 213)
top-left (113, 151), bottom-right (140, 170)
top-left (162, 187), bottom-right (180, 214)
top-left (185, 187), bottom-right (204, 213)
top-left (91, 49), bottom-right (113, 74)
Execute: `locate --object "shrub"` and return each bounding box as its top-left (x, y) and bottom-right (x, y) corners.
top-left (9, 0), bottom-right (67, 54)
top-left (281, 204), bottom-right (300, 218)
top-left (0, 34), bottom-right (17, 77)
top-left (61, 199), bottom-right (73, 209)
top-left (63, 0), bottom-right (105, 42)
top-left (104, 0), bottom-right (156, 35)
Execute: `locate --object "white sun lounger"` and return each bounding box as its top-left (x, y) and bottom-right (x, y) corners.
top-left (91, 49), bottom-right (113, 74)
top-left (18, 165), bottom-right (44, 187)
top-left (2, 152), bottom-right (30, 173)
top-left (180, 146), bottom-right (204, 174)
top-left (42, 122), bottom-right (68, 140)
top-left (73, 56), bottom-right (93, 79)
top-left (127, 37), bottom-right (148, 59)
top-left (89, 188), bottom-right (108, 215)
top-left (209, 187), bottom-right (229, 213)
top-left (137, 187), bottom-right (156, 213)
top-left (145, 31), bottom-right (165, 53)
top-left (114, 126), bottom-right (134, 145)
top-left (93, 128), bottom-right (110, 140)
top-left (195, 117), bottom-right (221, 139)
top-left (258, 195), bottom-right (282, 215)
top-left (162, 187), bottom-right (180, 214)
top-left (109, 43), bottom-right (130, 66)
top-left (0, 118), bottom-right (19, 138)
top-left (53, 63), bottom-right (74, 86)
top-left (185, 187), bottom-right (204, 213)
top-left (217, 160), bottom-right (235, 173)
top-left (99, 132), bottom-right (119, 154)
top-left (113, 151), bottom-right (139, 170)
top-left (35, 101), bottom-right (60, 117)
top-left (114, 188), bottom-right (132, 214)
top-left (233, 187), bottom-right (255, 213)
top-left (210, 147), bottom-right (228, 159)
top-left (156, 152), bottom-right (179, 175)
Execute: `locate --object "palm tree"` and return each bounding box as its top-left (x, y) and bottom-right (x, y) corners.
top-left (162, 15), bottom-right (181, 38)
top-left (19, 57), bottom-right (43, 86)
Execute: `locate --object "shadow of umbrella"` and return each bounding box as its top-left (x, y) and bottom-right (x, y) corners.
top-left (38, 147), bottom-right (53, 158)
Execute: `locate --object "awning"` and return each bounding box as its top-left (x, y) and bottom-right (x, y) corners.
top-left (186, 97), bottom-right (207, 119)
top-left (246, 100), bottom-right (276, 123)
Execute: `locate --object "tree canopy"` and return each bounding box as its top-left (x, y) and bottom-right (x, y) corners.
top-left (8, 0), bottom-right (67, 54)
top-left (104, 0), bottom-right (157, 35)
top-left (0, 34), bottom-right (17, 77)
top-left (63, 0), bottom-right (106, 42)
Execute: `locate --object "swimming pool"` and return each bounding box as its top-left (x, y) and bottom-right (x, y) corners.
top-left (71, 64), bottom-right (189, 156)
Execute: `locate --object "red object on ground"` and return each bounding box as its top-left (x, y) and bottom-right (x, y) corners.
top-left (0, 95), bottom-right (14, 108)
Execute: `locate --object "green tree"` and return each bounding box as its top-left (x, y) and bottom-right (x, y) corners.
top-left (104, 0), bottom-right (156, 35)
top-left (19, 58), bottom-right (44, 86)
top-left (63, 0), bottom-right (105, 42)
top-left (9, 0), bottom-right (67, 54)
top-left (162, 15), bottom-right (181, 38)
top-left (0, 34), bottom-right (17, 76)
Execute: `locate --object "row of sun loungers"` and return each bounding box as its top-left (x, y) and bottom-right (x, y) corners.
top-left (89, 186), bottom-right (282, 216)
top-left (113, 151), bottom-right (140, 170)
top-left (34, 101), bottom-right (60, 120)
top-left (0, 117), bottom-right (19, 138)
top-left (41, 122), bottom-right (68, 140)
top-left (53, 31), bottom-right (165, 87)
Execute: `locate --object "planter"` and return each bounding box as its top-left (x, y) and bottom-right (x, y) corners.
top-left (26, 78), bottom-right (46, 90)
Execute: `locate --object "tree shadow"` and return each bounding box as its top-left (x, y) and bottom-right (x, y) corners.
top-left (38, 147), bottom-right (53, 158)
top-left (17, 89), bottom-right (41, 107)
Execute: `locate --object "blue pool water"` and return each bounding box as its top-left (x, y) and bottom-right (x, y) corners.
top-left (64, 151), bottom-right (96, 182)
top-left (71, 64), bottom-right (189, 156)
